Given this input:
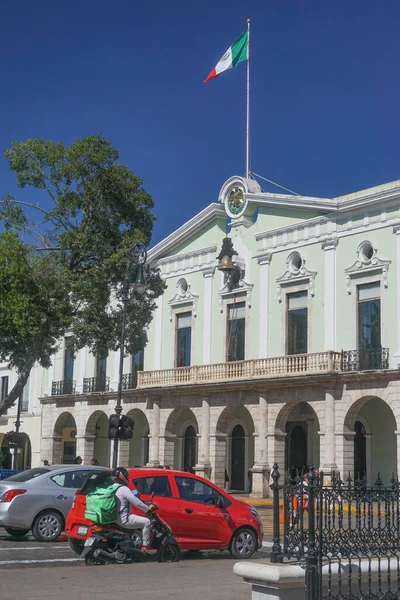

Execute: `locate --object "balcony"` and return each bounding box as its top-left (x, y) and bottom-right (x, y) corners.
top-left (137, 351), bottom-right (342, 389)
top-left (83, 376), bottom-right (110, 393)
top-left (121, 373), bottom-right (138, 390)
top-left (342, 347), bottom-right (389, 372)
top-left (51, 380), bottom-right (76, 396)
top-left (137, 347), bottom-right (391, 390)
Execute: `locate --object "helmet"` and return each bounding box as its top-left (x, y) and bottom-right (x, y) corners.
top-left (112, 467), bottom-right (130, 486)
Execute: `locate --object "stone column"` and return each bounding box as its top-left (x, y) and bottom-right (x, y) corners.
top-left (322, 237), bottom-right (338, 351)
top-left (257, 253), bottom-right (272, 358)
top-left (202, 269), bottom-right (214, 365)
top-left (322, 390), bottom-right (337, 484)
top-left (209, 433), bottom-right (226, 488)
top-left (118, 439), bottom-right (130, 467)
top-left (194, 396), bottom-right (211, 479)
top-left (251, 393), bottom-right (270, 498)
top-left (147, 398), bottom-right (160, 466)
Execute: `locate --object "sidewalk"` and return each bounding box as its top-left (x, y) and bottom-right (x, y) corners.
top-left (231, 494), bottom-right (273, 506)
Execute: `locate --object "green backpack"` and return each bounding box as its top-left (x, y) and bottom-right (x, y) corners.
top-left (85, 483), bottom-right (121, 525)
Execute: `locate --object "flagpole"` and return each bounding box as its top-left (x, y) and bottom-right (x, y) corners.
top-left (246, 18), bottom-right (251, 178)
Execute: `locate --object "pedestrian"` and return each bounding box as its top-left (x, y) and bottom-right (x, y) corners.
top-left (91, 458), bottom-right (99, 466)
top-left (248, 468), bottom-right (253, 494)
top-left (225, 469), bottom-right (230, 491)
top-left (73, 456), bottom-right (82, 465)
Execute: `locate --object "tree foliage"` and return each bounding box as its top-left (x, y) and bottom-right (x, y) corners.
top-left (0, 134), bottom-right (165, 416)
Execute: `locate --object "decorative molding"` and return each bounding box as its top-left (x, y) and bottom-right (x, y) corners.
top-left (345, 257), bottom-right (391, 294)
top-left (202, 266), bottom-right (215, 278)
top-left (219, 279), bottom-right (253, 312)
top-left (168, 283), bottom-right (199, 321)
top-left (344, 247), bottom-right (391, 294)
top-left (276, 266), bottom-right (317, 302)
top-left (255, 251), bottom-right (272, 265)
top-left (156, 245), bottom-right (217, 266)
top-left (321, 236), bottom-right (338, 251)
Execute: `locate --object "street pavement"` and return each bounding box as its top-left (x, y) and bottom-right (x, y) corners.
top-left (0, 529), bottom-right (270, 600)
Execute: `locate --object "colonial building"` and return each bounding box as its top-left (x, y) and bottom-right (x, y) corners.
top-left (2, 176), bottom-right (400, 497)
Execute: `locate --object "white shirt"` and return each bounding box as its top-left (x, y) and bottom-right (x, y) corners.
top-left (114, 484), bottom-right (149, 523)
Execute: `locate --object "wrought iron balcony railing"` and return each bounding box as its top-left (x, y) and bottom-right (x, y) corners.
top-left (83, 376), bottom-right (110, 394)
top-left (51, 380), bottom-right (76, 396)
top-left (342, 347), bottom-right (389, 372)
top-left (121, 373), bottom-right (139, 390)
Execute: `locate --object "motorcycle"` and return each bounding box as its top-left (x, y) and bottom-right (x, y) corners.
top-left (81, 495), bottom-right (180, 566)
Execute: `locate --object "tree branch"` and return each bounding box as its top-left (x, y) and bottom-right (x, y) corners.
top-left (1, 198), bottom-right (71, 232)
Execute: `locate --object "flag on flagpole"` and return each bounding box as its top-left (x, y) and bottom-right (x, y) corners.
top-left (204, 30), bottom-right (249, 83)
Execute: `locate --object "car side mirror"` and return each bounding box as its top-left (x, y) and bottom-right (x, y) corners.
top-left (216, 496), bottom-right (225, 509)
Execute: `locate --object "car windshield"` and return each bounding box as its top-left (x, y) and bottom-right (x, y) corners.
top-left (4, 468), bottom-right (50, 482)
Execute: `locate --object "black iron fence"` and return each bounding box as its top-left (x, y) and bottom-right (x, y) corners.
top-left (342, 347), bottom-right (389, 371)
top-left (271, 464), bottom-right (400, 599)
top-left (82, 376), bottom-right (110, 393)
top-left (51, 380), bottom-right (76, 395)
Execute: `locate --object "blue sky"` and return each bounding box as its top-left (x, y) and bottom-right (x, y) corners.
top-left (1, 0), bottom-right (399, 245)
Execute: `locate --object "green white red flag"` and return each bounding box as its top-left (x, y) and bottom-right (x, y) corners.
top-left (204, 30), bottom-right (249, 83)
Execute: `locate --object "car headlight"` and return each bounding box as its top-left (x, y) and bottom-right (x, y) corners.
top-left (249, 507), bottom-right (261, 522)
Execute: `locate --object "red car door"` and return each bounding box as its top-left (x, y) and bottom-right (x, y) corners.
top-left (130, 473), bottom-right (182, 538)
top-left (172, 475), bottom-right (234, 548)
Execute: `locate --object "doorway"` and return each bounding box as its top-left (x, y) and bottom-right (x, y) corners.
top-left (231, 424), bottom-right (245, 490)
top-left (354, 420), bottom-right (367, 480)
top-left (183, 425), bottom-right (197, 473)
top-left (286, 422), bottom-right (308, 477)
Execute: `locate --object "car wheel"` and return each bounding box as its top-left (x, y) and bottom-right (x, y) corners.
top-left (4, 527), bottom-right (30, 538)
top-left (229, 527), bottom-right (257, 559)
top-left (68, 537), bottom-right (85, 555)
top-left (32, 511), bottom-right (64, 542)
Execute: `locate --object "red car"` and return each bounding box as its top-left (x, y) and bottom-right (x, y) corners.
top-left (66, 468), bottom-right (263, 559)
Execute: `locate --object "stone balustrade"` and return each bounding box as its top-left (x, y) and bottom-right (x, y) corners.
top-left (137, 350), bottom-right (341, 389)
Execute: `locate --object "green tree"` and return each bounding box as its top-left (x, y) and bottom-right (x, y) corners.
top-left (0, 134), bottom-right (165, 416)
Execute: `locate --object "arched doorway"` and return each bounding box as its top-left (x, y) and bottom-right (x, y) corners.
top-left (127, 409), bottom-right (150, 467)
top-left (183, 425), bottom-right (197, 473)
top-left (93, 413), bottom-right (109, 466)
top-left (354, 420), bottom-right (367, 480)
top-left (344, 397), bottom-right (396, 484)
top-left (1, 432), bottom-right (31, 470)
top-left (53, 412), bottom-right (77, 464)
top-left (216, 404), bottom-right (255, 493)
top-left (286, 423), bottom-right (308, 476)
top-left (163, 407), bottom-right (199, 469)
top-left (85, 411), bottom-right (110, 466)
top-left (231, 424), bottom-right (245, 490)
top-left (275, 401), bottom-right (320, 478)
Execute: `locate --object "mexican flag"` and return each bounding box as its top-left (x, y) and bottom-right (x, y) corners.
top-left (204, 30), bottom-right (248, 83)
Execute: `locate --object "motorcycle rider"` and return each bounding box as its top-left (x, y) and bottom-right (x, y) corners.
top-left (112, 467), bottom-right (157, 555)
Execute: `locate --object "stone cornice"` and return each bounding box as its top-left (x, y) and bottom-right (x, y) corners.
top-left (148, 204), bottom-right (225, 263)
top-left (155, 245), bottom-right (217, 266)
